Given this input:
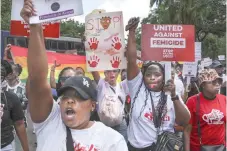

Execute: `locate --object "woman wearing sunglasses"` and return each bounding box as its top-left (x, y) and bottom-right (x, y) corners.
top-left (21, 1), bottom-right (128, 150)
top-left (184, 69), bottom-right (226, 151)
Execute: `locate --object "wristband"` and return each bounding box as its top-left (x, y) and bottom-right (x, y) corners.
top-left (171, 95), bottom-right (179, 102)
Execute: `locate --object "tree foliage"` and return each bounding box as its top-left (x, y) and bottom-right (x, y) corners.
top-left (60, 20), bottom-right (85, 38)
top-left (146, 0), bottom-right (226, 41)
top-left (202, 34), bottom-right (226, 59)
top-left (1, 0), bottom-right (12, 30)
top-left (138, 0), bottom-right (226, 58)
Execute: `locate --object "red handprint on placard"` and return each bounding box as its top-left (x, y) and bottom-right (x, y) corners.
top-left (88, 37), bottom-right (99, 50)
top-left (112, 37), bottom-right (122, 50)
top-left (88, 55), bottom-right (100, 68)
top-left (110, 56), bottom-right (121, 68)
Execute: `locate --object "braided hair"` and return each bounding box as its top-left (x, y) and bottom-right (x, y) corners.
top-left (129, 62), bottom-right (167, 128)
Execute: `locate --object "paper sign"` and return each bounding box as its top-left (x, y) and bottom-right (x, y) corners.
top-left (137, 51), bottom-right (141, 58)
top-left (218, 55), bottom-right (225, 61)
top-left (163, 62), bottom-right (172, 83)
top-left (85, 11), bottom-right (127, 71)
top-left (137, 59), bottom-right (143, 68)
top-left (202, 58), bottom-right (212, 67)
top-left (195, 42), bottom-right (201, 61)
top-left (183, 62), bottom-right (198, 77)
top-left (141, 25), bottom-right (195, 62)
top-left (11, 0), bottom-right (60, 38)
top-left (29, 0), bottom-right (83, 24)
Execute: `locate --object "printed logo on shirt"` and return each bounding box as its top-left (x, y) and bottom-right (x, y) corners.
top-left (144, 108), bottom-right (170, 122)
top-left (202, 109), bottom-right (224, 125)
top-left (74, 142), bottom-right (100, 151)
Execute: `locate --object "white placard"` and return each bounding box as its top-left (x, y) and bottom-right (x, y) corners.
top-left (164, 62), bottom-right (172, 83)
top-left (29, 0), bottom-right (83, 24)
top-left (137, 51), bottom-right (141, 58)
top-left (195, 42), bottom-right (201, 61)
top-left (183, 62), bottom-right (198, 77)
top-left (218, 55), bottom-right (225, 61)
top-left (85, 11), bottom-right (127, 71)
top-left (202, 58), bottom-right (212, 67)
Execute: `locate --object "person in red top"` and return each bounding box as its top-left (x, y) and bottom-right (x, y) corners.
top-left (184, 69), bottom-right (226, 151)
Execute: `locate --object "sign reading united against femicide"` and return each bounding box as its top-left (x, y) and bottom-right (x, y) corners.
top-left (85, 11), bottom-right (127, 71)
top-left (11, 0), bottom-right (60, 38)
top-left (29, 0), bottom-right (83, 24)
top-left (141, 24), bottom-right (195, 62)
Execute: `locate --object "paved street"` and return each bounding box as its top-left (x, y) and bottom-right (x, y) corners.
top-left (15, 113), bottom-right (37, 151)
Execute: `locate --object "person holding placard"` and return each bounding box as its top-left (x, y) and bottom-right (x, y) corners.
top-left (20, 1), bottom-right (128, 150)
top-left (184, 69), bottom-right (226, 151)
top-left (125, 17), bottom-right (190, 151)
top-left (91, 70), bottom-right (128, 141)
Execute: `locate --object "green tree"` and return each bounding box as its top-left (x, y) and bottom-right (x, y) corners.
top-left (1, 0), bottom-right (12, 30)
top-left (144, 0), bottom-right (226, 41)
top-left (137, 0), bottom-right (226, 58)
top-left (60, 19), bottom-right (85, 38)
top-left (202, 34), bottom-right (226, 59)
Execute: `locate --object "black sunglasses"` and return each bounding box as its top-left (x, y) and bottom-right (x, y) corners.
top-left (59, 76), bottom-right (71, 83)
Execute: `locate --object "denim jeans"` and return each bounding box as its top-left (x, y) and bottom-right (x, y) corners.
top-left (111, 119), bottom-right (128, 142)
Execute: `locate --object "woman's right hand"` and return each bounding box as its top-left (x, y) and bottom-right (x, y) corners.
top-left (125, 17), bottom-right (140, 32)
top-left (20, 0), bottom-right (37, 24)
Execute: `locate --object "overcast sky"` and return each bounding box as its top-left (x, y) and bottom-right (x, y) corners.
top-left (71, 0), bottom-right (151, 36)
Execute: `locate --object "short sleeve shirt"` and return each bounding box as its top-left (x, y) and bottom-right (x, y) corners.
top-left (127, 72), bottom-right (178, 148)
top-left (186, 93), bottom-right (226, 151)
top-left (33, 102), bottom-right (128, 151)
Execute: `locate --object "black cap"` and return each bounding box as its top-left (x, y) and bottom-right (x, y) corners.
top-left (57, 76), bottom-right (97, 101)
top-left (210, 60), bottom-right (223, 68)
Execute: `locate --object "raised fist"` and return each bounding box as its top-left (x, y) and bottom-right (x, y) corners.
top-left (125, 17), bottom-right (140, 31)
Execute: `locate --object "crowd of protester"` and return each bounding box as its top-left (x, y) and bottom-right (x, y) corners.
top-left (1, 0), bottom-right (226, 151)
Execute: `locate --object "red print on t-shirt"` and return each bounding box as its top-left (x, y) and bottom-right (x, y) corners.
top-left (144, 108), bottom-right (170, 122)
top-left (74, 143), bottom-right (99, 151)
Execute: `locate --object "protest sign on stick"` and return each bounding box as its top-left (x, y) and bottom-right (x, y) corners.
top-left (29, 0), bottom-right (83, 24)
top-left (164, 62), bottom-right (172, 83)
top-left (195, 42), bottom-right (201, 61)
top-left (85, 11), bottom-right (127, 71)
top-left (11, 0), bottom-right (60, 38)
top-left (183, 62), bottom-right (198, 77)
top-left (218, 55), bottom-right (225, 61)
top-left (202, 58), bottom-right (212, 67)
top-left (141, 24), bottom-right (195, 62)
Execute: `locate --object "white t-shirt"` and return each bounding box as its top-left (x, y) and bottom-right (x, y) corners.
top-left (127, 72), bottom-right (181, 148)
top-left (33, 102), bottom-right (128, 151)
top-left (97, 78), bottom-right (127, 107)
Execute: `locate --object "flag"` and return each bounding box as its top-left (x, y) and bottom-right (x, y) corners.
top-left (10, 46), bottom-right (99, 82)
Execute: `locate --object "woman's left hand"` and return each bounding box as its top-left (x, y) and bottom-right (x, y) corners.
top-left (163, 79), bottom-right (176, 97)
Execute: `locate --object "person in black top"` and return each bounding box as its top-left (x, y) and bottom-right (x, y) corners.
top-left (1, 60), bottom-right (29, 151)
